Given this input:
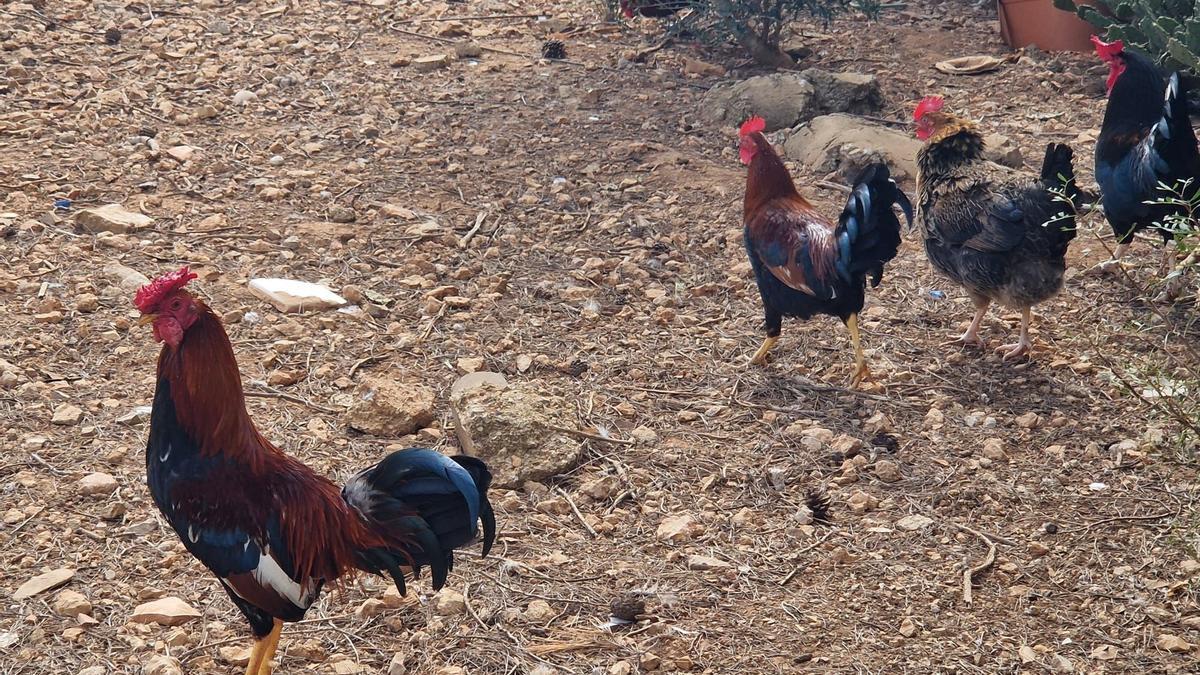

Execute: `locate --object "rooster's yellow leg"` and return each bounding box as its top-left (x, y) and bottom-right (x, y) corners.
top-left (749, 336), bottom-right (779, 366)
top-left (847, 314), bottom-right (870, 387)
top-left (244, 639), bottom-right (265, 675)
top-left (995, 307), bottom-right (1033, 361)
top-left (256, 619), bottom-right (283, 675)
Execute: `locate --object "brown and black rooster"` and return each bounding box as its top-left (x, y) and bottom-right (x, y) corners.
top-left (739, 116), bottom-right (912, 385)
top-left (913, 96), bottom-right (1080, 360)
top-left (134, 268), bottom-right (495, 674)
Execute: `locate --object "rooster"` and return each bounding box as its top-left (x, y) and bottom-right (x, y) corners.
top-left (739, 116), bottom-right (913, 386)
top-left (134, 268), bottom-right (495, 675)
top-left (913, 96), bottom-right (1080, 360)
top-left (1092, 35), bottom-right (1200, 275)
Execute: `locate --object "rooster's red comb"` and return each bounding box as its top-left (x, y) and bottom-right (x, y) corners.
top-left (913, 96), bottom-right (944, 122)
top-left (739, 116), bottom-right (766, 137)
top-left (1091, 34), bottom-right (1124, 61)
top-left (134, 266), bottom-right (197, 313)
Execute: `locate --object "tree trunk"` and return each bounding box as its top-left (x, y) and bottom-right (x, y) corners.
top-left (711, 0), bottom-right (797, 69)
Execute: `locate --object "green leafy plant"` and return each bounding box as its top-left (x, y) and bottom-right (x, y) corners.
top-left (613, 1), bottom-right (879, 68)
top-left (1054, 0), bottom-right (1200, 72)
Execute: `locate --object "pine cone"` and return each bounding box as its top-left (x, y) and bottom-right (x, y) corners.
top-left (806, 486), bottom-right (832, 524)
top-left (541, 39), bottom-right (567, 60)
top-left (610, 594), bottom-right (645, 622)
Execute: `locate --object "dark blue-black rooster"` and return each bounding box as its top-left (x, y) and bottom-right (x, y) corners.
top-left (1092, 35), bottom-right (1200, 275)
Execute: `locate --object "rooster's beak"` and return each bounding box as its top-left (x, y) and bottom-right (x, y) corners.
top-left (137, 313), bottom-right (157, 326)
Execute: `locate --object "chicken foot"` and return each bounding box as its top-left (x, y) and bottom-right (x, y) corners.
top-left (749, 335), bottom-right (779, 366)
top-left (1091, 242), bottom-right (1132, 275)
top-left (995, 306), bottom-right (1033, 361)
top-left (245, 619), bottom-right (283, 675)
top-left (847, 314), bottom-right (871, 387)
top-left (941, 298), bottom-right (989, 349)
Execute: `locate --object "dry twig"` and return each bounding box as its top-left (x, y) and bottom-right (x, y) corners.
top-left (955, 523), bottom-right (997, 605)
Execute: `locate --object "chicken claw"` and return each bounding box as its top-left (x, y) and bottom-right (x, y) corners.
top-left (1088, 258), bottom-right (1132, 276)
top-left (994, 340), bottom-right (1031, 361)
top-left (748, 336), bottom-right (779, 366)
top-left (942, 330), bottom-right (986, 349)
top-left (994, 307), bottom-right (1034, 361)
top-left (849, 363), bottom-right (871, 388)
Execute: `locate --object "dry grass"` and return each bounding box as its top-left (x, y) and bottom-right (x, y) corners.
top-left (1, 0), bottom-right (1199, 673)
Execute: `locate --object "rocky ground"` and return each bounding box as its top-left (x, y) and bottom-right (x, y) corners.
top-left (2, 0), bottom-right (1199, 673)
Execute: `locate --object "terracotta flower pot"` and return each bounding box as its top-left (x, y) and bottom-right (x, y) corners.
top-left (998, 0), bottom-right (1097, 52)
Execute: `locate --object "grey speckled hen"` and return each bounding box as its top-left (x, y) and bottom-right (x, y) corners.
top-left (913, 97), bottom-right (1080, 361)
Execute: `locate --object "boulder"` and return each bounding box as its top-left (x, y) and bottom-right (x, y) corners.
top-left (449, 378), bottom-right (583, 488)
top-left (800, 68), bottom-right (882, 117)
top-left (783, 114), bottom-right (923, 183)
top-left (345, 377), bottom-right (436, 437)
top-left (701, 73), bottom-right (815, 131)
top-left (702, 69), bottom-right (882, 133)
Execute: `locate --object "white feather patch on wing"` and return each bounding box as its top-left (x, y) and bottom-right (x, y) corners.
top-left (341, 471), bottom-right (378, 522)
top-left (253, 548), bottom-right (308, 608)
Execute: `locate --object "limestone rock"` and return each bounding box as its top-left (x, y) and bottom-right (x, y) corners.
top-left (345, 377), bottom-right (435, 437)
top-left (701, 73), bottom-right (815, 131)
top-left (702, 70), bottom-right (880, 133)
top-left (143, 655), bottom-right (183, 675)
top-left (52, 404), bottom-right (84, 425)
top-left (218, 646), bottom-right (251, 666)
top-left (248, 278), bottom-right (347, 313)
top-left (682, 57), bottom-right (725, 77)
top-left (130, 597), bottom-right (202, 626)
top-left (13, 568), bottom-right (75, 600)
top-left (1155, 634), bottom-right (1192, 652)
top-left (784, 114), bottom-right (923, 183)
top-left (103, 263), bottom-right (151, 291)
top-left (800, 68), bottom-right (882, 117)
top-left (686, 555), bottom-right (732, 571)
top-left (434, 589), bottom-right (466, 615)
top-left (896, 514), bottom-right (934, 531)
top-left (846, 490), bottom-right (878, 513)
top-left (52, 589), bottom-right (92, 617)
top-left (523, 600), bottom-right (555, 622)
top-left (413, 55), bottom-right (450, 71)
top-left (873, 459), bottom-right (901, 483)
top-left (78, 472), bottom-right (118, 496)
top-left (449, 378), bottom-right (583, 488)
top-left (656, 514), bottom-right (699, 542)
top-left (75, 204), bottom-right (153, 234)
